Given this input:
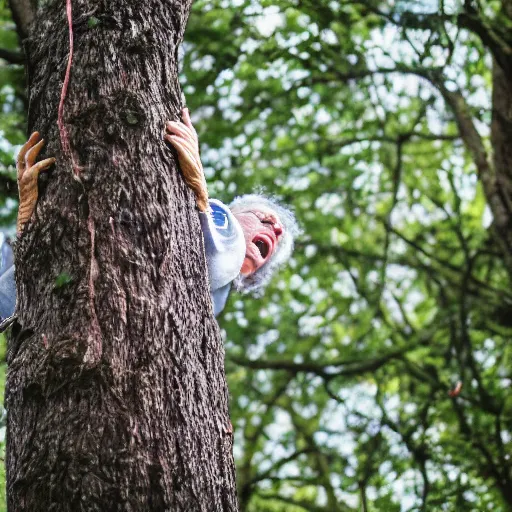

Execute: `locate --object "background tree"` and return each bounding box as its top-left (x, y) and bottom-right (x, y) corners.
top-left (1, 0), bottom-right (512, 510)
top-left (0, 0), bottom-right (238, 511)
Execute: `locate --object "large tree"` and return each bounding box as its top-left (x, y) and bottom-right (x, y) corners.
top-left (4, 0), bottom-right (238, 510)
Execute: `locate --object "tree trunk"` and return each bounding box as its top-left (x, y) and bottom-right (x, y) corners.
top-left (491, 59), bottom-right (512, 274)
top-left (488, 1), bottom-right (512, 274)
top-left (5, 1), bottom-right (239, 511)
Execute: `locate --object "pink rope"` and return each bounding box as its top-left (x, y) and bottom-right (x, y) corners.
top-left (57, 0), bottom-right (80, 178)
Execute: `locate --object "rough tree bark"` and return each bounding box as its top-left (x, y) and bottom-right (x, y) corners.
top-left (5, 1), bottom-right (239, 511)
top-left (490, 59), bottom-right (512, 275)
top-left (489, 1), bottom-right (512, 274)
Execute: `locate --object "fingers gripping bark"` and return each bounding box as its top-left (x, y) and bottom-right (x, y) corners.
top-left (165, 108), bottom-right (209, 212)
top-left (16, 132), bottom-right (55, 233)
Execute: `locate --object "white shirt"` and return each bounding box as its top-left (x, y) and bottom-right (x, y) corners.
top-left (199, 199), bottom-right (245, 315)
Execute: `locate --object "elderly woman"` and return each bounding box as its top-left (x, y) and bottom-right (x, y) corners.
top-left (0, 109), bottom-right (299, 321)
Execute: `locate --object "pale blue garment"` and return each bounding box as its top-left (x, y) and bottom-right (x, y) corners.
top-left (199, 199), bottom-right (246, 316)
top-left (0, 199), bottom-right (246, 322)
top-left (0, 265), bottom-right (15, 322)
top-left (1, 239), bottom-right (13, 271)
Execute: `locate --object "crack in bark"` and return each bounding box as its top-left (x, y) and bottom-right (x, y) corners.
top-left (85, 210), bottom-right (102, 367)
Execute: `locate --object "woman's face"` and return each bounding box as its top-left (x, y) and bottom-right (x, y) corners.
top-left (233, 209), bottom-right (284, 275)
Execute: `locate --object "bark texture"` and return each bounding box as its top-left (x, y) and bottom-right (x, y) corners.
top-left (482, 0), bottom-right (512, 275)
top-left (6, 1), bottom-right (239, 511)
top-left (491, 58), bottom-right (512, 273)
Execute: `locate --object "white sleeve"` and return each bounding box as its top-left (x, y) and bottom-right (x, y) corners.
top-left (0, 265), bottom-right (16, 322)
top-left (211, 283), bottom-right (232, 317)
top-left (199, 199), bottom-right (245, 304)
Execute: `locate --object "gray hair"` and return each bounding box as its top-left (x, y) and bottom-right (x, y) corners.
top-left (230, 194), bottom-right (301, 294)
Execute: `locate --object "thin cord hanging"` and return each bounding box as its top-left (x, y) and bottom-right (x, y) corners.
top-left (57, 0), bottom-right (80, 180)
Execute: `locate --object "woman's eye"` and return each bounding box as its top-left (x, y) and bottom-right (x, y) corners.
top-left (255, 240), bottom-right (269, 258)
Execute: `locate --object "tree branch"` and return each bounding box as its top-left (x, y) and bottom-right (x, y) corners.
top-left (249, 448), bottom-right (317, 486)
top-left (348, 1), bottom-right (512, 77)
top-left (231, 346), bottom-right (413, 379)
top-left (0, 48), bottom-right (25, 64)
top-left (8, 0), bottom-right (36, 41)
top-left (457, 10), bottom-right (512, 78)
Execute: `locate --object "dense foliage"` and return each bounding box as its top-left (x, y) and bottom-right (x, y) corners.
top-left (1, 0), bottom-right (511, 510)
